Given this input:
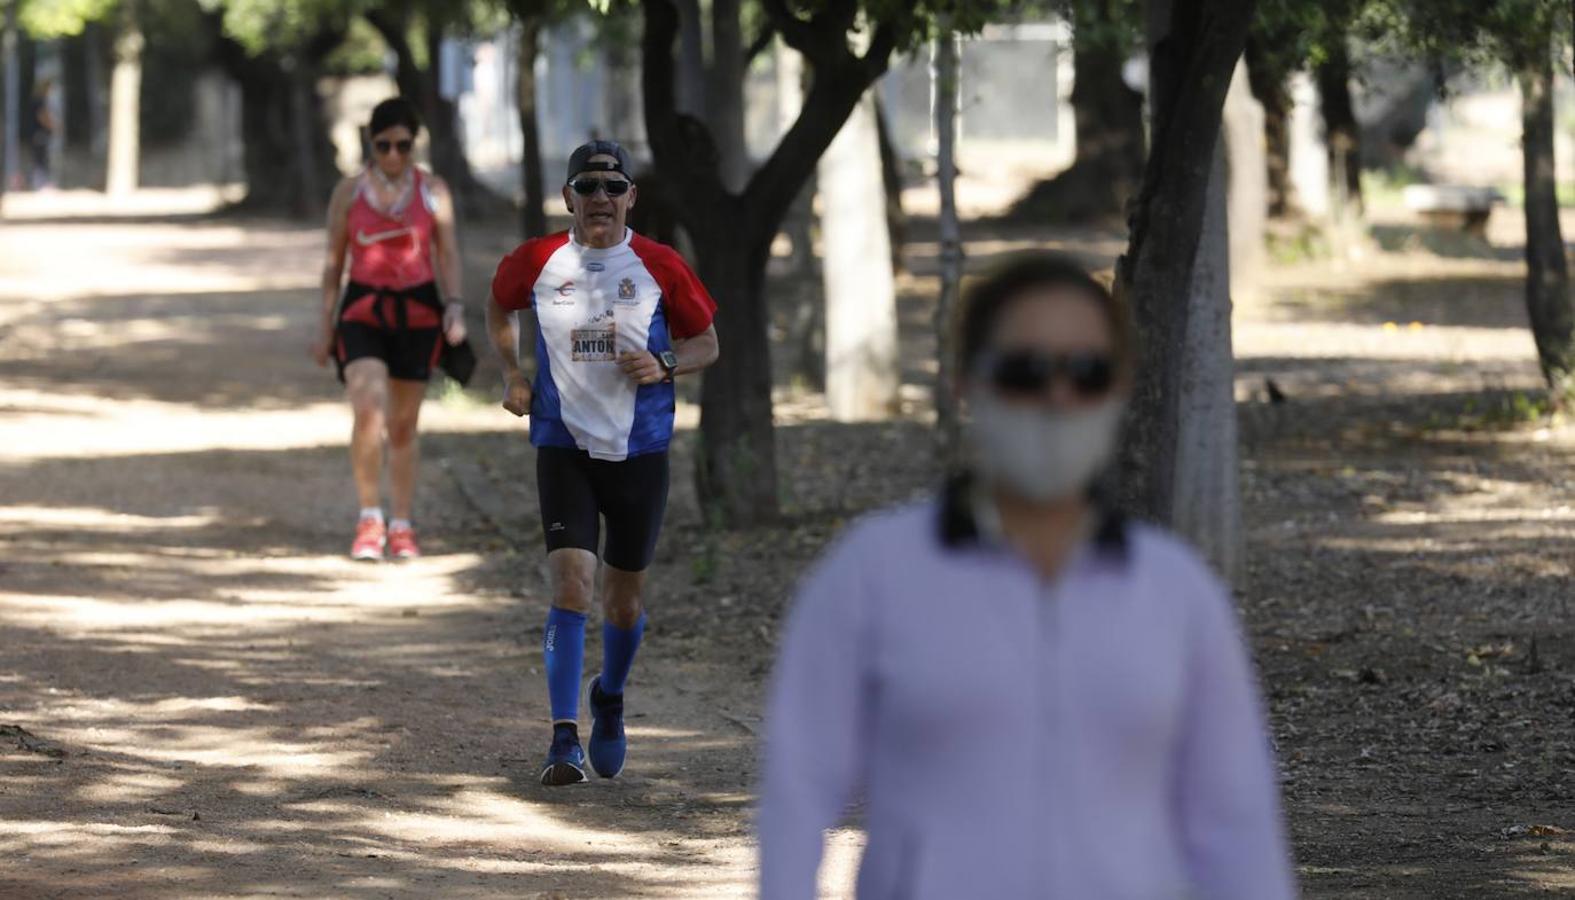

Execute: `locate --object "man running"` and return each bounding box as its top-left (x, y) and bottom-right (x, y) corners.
top-left (486, 140), bottom-right (720, 786)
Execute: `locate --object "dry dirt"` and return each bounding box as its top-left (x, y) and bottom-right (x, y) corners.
top-left (2, 191), bottom-right (1575, 898)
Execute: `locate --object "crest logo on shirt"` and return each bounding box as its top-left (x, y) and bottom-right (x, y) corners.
top-left (618, 278), bottom-right (637, 302)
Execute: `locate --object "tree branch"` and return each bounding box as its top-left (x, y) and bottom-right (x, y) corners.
top-left (743, 27), bottom-right (898, 246)
top-left (760, 0), bottom-right (834, 64)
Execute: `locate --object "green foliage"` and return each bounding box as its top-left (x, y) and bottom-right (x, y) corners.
top-left (203, 0), bottom-right (355, 57)
top-left (1362, 0), bottom-right (1571, 69)
top-left (322, 15), bottom-right (387, 75)
top-left (19, 0), bottom-right (118, 38)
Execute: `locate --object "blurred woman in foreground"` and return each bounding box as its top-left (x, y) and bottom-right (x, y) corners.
top-left (758, 253), bottom-right (1295, 899)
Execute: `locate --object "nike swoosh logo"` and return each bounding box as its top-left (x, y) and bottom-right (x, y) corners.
top-left (355, 227), bottom-right (413, 246)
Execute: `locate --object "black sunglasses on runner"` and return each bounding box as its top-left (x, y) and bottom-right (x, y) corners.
top-left (985, 349), bottom-right (1116, 399)
top-left (569, 177), bottom-right (632, 197)
top-left (374, 139), bottom-right (414, 155)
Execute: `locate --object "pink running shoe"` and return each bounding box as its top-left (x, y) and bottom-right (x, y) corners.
top-left (387, 524), bottom-right (421, 560)
top-left (351, 518), bottom-right (386, 561)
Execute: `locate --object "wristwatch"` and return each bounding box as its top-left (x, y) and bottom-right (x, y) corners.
top-left (657, 350), bottom-right (679, 382)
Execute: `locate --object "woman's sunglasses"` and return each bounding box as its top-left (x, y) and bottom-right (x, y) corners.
top-left (983, 349), bottom-right (1116, 399)
top-left (374, 139), bottom-right (414, 156)
top-left (569, 177), bottom-right (632, 197)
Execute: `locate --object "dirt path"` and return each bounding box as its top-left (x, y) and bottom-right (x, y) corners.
top-left (0, 203), bottom-right (880, 899)
top-left (6, 194), bottom-right (1575, 898)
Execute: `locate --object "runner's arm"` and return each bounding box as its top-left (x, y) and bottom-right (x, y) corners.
top-left (486, 292), bottom-right (527, 383)
top-left (670, 324), bottom-right (719, 377)
top-left (430, 176), bottom-right (464, 303)
top-left (320, 177), bottom-right (356, 337)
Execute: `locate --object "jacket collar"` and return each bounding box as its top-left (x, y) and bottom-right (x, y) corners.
top-left (938, 472), bottom-right (1128, 560)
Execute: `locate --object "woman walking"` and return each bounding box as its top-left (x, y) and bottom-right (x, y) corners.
top-left (758, 253), bottom-right (1295, 899)
top-left (312, 97), bottom-right (466, 560)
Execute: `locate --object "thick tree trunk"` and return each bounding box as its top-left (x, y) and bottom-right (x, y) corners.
top-left (1244, 34), bottom-right (1293, 217)
top-left (2, 0), bottom-right (18, 195)
top-left (1223, 58), bottom-right (1266, 302)
top-left (517, 16), bottom-right (547, 238)
top-left (1519, 46), bottom-right (1575, 407)
top-left (212, 27), bottom-right (340, 216)
top-left (933, 28), bottom-right (963, 465)
top-left (707, 0), bottom-right (749, 191)
top-left (874, 94), bottom-right (906, 271)
top-left (675, 0), bottom-right (705, 115)
top-left (692, 217), bottom-right (781, 523)
top-left (1316, 40), bottom-right (1363, 220)
top-left (1172, 144), bottom-right (1243, 582)
top-left (288, 62), bottom-right (325, 217)
top-left (819, 89), bottom-right (898, 422)
top-left (1116, 0), bottom-right (1253, 538)
top-left (1011, 0), bottom-right (1143, 224)
top-left (643, 0), bottom-right (900, 523)
top-left (106, 0), bottom-right (142, 195)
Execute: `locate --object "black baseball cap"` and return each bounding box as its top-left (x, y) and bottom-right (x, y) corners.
top-left (567, 140), bottom-right (632, 181)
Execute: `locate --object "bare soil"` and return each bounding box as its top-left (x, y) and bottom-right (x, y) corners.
top-left (2, 192), bottom-right (1575, 897)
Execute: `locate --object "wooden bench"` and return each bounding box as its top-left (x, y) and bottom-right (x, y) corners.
top-left (1403, 184), bottom-right (1503, 238)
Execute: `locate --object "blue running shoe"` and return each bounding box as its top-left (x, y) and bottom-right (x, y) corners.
top-left (587, 676), bottom-right (627, 778)
top-left (540, 724), bottom-right (588, 787)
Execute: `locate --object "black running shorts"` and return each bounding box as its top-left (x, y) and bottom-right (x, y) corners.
top-left (536, 446), bottom-right (670, 572)
top-left (334, 281), bottom-right (444, 383)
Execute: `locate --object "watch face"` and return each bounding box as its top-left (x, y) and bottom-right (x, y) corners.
top-left (659, 351), bottom-right (678, 370)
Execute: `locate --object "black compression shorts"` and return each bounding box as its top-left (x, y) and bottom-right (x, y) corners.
top-left (536, 446), bottom-right (669, 572)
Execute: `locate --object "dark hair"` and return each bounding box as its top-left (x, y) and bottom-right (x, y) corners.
top-left (957, 252), bottom-right (1134, 374)
top-left (369, 97), bottom-right (422, 139)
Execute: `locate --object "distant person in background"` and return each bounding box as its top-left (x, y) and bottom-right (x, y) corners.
top-left (758, 253), bottom-right (1295, 899)
top-left (28, 79), bottom-right (58, 190)
top-left (312, 97), bottom-right (467, 561)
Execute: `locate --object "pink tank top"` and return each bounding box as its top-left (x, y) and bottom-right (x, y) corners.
top-left (346, 168), bottom-right (437, 290)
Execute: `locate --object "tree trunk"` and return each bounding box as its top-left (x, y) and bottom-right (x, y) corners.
top-left (707, 0), bottom-right (749, 191)
top-left (1011, 0), bottom-right (1143, 224)
top-left (1316, 39), bottom-right (1363, 220)
top-left (2, 0), bottom-right (18, 195)
top-left (1171, 144), bottom-right (1243, 582)
top-left (692, 216), bottom-right (781, 523)
top-left (288, 60), bottom-right (325, 217)
top-left (366, 9), bottom-right (503, 220)
top-left (1116, 0), bottom-right (1254, 539)
top-left (1519, 45), bottom-right (1575, 406)
top-left (106, 0), bottom-right (142, 195)
top-left (1243, 34), bottom-right (1294, 217)
top-left (643, 0), bottom-right (900, 523)
top-left (517, 16), bottom-right (548, 238)
top-left (819, 89), bottom-right (898, 422)
top-left (1223, 58), bottom-right (1266, 302)
top-left (675, 0), bottom-right (705, 115)
top-left (874, 93), bottom-right (906, 271)
top-left (933, 27), bottom-right (963, 465)
top-left (211, 26), bottom-right (341, 216)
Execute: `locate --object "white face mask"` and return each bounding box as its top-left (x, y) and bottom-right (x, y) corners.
top-left (964, 388), bottom-right (1124, 502)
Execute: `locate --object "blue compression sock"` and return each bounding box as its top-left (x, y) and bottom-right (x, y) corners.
top-left (544, 607), bottom-right (587, 723)
top-left (600, 614), bottom-right (646, 696)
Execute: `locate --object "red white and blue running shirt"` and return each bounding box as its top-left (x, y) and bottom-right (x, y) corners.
top-left (491, 228), bottom-right (717, 461)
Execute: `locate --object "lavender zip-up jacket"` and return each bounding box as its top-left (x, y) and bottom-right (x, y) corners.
top-left (758, 488), bottom-right (1296, 899)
